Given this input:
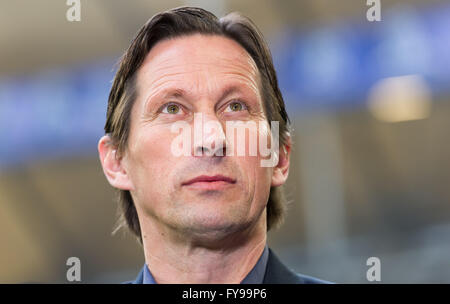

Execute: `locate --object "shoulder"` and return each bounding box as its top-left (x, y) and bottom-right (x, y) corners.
top-left (123, 266), bottom-right (144, 284)
top-left (263, 248), bottom-right (333, 284)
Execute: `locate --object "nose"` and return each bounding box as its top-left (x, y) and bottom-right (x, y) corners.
top-left (193, 112), bottom-right (227, 157)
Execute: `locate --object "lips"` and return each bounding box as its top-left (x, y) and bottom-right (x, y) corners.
top-left (182, 175), bottom-right (236, 186)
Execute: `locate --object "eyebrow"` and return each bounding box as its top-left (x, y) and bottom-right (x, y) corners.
top-left (148, 84), bottom-right (257, 110)
top-left (216, 86), bottom-right (244, 108)
top-left (144, 88), bottom-right (185, 111)
top-left (159, 88), bottom-right (186, 100)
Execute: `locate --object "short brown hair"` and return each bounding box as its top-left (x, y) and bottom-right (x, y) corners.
top-left (104, 6), bottom-right (291, 243)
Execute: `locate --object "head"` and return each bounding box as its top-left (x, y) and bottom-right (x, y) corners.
top-left (98, 7), bottom-right (291, 244)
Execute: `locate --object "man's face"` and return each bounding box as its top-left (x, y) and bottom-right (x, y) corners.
top-left (120, 34), bottom-right (280, 238)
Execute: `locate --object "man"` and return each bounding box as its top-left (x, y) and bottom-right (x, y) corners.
top-left (98, 6), bottom-right (329, 284)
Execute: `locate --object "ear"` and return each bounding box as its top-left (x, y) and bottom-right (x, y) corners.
top-left (98, 135), bottom-right (134, 191)
top-left (271, 134), bottom-right (291, 187)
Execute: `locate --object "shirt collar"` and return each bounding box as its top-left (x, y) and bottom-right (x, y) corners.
top-left (143, 244), bottom-right (269, 284)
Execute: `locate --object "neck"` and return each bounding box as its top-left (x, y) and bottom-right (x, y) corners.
top-left (139, 210), bottom-right (267, 284)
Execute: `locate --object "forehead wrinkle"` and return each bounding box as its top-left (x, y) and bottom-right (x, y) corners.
top-left (137, 36), bottom-right (263, 108)
top-left (141, 34), bottom-right (260, 75)
top-left (221, 73), bottom-right (261, 99)
top-left (141, 65), bottom-right (260, 105)
top-left (138, 75), bottom-right (180, 111)
top-left (142, 40), bottom-right (259, 82)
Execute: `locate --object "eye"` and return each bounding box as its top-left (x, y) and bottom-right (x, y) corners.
top-left (224, 100), bottom-right (248, 113)
top-left (161, 103), bottom-right (183, 115)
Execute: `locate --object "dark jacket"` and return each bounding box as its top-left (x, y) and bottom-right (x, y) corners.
top-left (129, 248), bottom-right (330, 284)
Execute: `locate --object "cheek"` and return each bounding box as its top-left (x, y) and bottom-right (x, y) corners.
top-left (236, 127), bottom-right (274, 196)
top-left (247, 127), bottom-right (274, 200)
top-left (238, 155), bottom-right (272, 213)
top-left (129, 126), bottom-right (175, 184)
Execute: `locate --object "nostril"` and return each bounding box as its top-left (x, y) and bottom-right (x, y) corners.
top-left (195, 144), bottom-right (227, 157)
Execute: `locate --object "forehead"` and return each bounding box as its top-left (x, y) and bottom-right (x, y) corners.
top-left (135, 34), bottom-right (260, 94)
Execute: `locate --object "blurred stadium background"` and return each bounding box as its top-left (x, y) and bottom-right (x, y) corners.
top-left (1, 0), bottom-right (450, 283)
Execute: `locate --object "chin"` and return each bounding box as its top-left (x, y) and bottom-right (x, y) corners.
top-left (181, 214), bottom-right (254, 242)
top-left (192, 216), bottom-right (238, 232)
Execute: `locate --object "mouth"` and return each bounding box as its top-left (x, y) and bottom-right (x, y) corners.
top-left (182, 175), bottom-right (236, 191)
